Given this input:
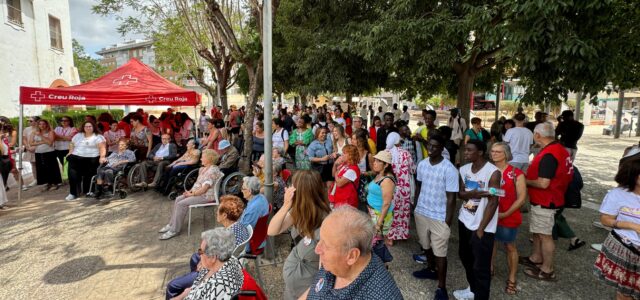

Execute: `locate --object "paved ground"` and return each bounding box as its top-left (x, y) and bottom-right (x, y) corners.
top-left (0, 124), bottom-right (636, 299)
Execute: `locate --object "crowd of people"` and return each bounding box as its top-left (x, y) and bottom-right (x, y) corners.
top-left (3, 100), bottom-right (640, 300)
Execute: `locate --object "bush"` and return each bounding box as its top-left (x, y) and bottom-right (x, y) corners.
top-left (9, 109), bottom-right (124, 130)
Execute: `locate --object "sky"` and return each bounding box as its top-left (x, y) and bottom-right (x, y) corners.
top-left (69, 0), bottom-right (143, 58)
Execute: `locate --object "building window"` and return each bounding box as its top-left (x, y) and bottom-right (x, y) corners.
top-left (6, 0), bottom-right (22, 25)
top-left (49, 15), bottom-right (63, 50)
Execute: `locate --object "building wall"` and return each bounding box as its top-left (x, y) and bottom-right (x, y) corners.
top-left (0, 0), bottom-right (76, 117)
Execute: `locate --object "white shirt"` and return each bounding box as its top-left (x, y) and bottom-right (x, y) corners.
top-left (155, 143), bottom-right (170, 158)
top-left (503, 127), bottom-right (533, 163)
top-left (401, 111), bottom-right (410, 122)
top-left (376, 112), bottom-right (385, 121)
top-left (54, 126), bottom-right (77, 150)
top-left (600, 187), bottom-right (640, 246)
top-left (416, 158), bottom-right (459, 221)
top-left (393, 109), bottom-right (402, 121)
top-left (272, 128), bottom-right (289, 149)
top-left (458, 162), bottom-right (500, 233)
top-left (71, 133), bottom-right (105, 157)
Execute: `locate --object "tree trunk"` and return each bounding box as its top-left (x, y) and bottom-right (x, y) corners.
top-left (456, 69), bottom-right (476, 126)
top-left (346, 92), bottom-right (353, 105)
top-left (239, 61), bottom-right (263, 173)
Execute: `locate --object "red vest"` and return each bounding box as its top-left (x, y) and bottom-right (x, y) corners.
top-left (329, 163), bottom-right (361, 208)
top-left (526, 142), bottom-right (573, 208)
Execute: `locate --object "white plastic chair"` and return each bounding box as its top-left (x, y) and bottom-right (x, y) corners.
top-left (187, 176), bottom-right (224, 236)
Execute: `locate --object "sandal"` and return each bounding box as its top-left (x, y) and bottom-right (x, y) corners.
top-left (568, 239), bottom-right (586, 251)
top-left (505, 280), bottom-right (517, 295)
top-left (523, 266), bottom-right (557, 282)
top-left (518, 256), bottom-right (542, 269)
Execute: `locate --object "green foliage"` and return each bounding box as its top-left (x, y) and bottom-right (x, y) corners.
top-left (73, 39), bottom-right (109, 82)
top-left (10, 109), bottom-right (124, 131)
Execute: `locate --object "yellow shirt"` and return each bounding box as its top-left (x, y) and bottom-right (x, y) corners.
top-left (414, 126), bottom-right (430, 158)
top-left (368, 139), bottom-right (377, 155)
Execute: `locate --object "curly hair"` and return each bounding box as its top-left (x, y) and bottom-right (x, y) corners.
top-left (342, 144), bottom-right (359, 165)
top-left (218, 195), bottom-right (245, 222)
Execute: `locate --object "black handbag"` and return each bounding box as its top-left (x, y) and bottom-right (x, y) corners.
top-left (564, 166), bottom-right (583, 209)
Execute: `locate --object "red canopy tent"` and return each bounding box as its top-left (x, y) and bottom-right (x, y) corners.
top-left (16, 58), bottom-right (201, 202)
top-left (20, 58), bottom-right (200, 106)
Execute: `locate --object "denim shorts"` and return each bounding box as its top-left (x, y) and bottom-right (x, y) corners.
top-left (495, 226), bottom-right (518, 243)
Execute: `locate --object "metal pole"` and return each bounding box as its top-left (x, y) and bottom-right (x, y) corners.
top-left (194, 106), bottom-right (199, 138)
top-left (494, 81), bottom-right (501, 121)
top-left (17, 105), bottom-right (23, 203)
top-left (614, 90), bottom-right (624, 139)
top-left (575, 92), bottom-right (582, 123)
top-left (262, 0), bottom-right (275, 260)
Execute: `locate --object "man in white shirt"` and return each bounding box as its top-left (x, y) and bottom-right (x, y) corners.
top-left (376, 106), bottom-right (385, 121)
top-left (448, 108), bottom-right (467, 146)
top-left (392, 103), bottom-right (402, 121)
top-left (454, 140), bottom-right (501, 300)
top-left (503, 113), bottom-right (533, 172)
top-left (401, 105), bottom-right (410, 122)
top-left (412, 134), bottom-right (459, 299)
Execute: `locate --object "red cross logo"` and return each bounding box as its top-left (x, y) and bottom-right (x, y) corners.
top-left (113, 74), bottom-right (139, 86)
top-left (145, 95), bottom-right (157, 103)
top-left (30, 91), bottom-right (45, 102)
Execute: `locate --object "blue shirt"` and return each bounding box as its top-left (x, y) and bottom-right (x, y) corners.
top-left (307, 254), bottom-right (403, 299)
top-left (307, 139), bottom-right (333, 163)
top-left (240, 194), bottom-right (269, 249)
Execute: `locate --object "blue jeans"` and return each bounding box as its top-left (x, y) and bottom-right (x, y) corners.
top-left (165, 253), bottom-right (200, 300)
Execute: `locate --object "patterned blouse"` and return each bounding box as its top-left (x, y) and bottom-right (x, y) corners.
top-left (130, 126), bottom-right (150, 147)
top-left (185, 257), bottom-right (244, 300)
top-left (106, 149), bottom-right (136, 168)
top-left (190, 165), bottom-right (224, 201)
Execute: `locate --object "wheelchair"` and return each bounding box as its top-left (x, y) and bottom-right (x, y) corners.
top-left (87, 162), bottom-right (137, 199)
top-left (166, 164), bottom-right (201, 200)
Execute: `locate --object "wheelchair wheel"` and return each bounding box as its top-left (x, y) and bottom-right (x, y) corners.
top-left (128, 164), bottom-right (144, 192)
top-left (168, 191), bottom-right (178, 201)
top-left (222, 172), bottom-right (245, 195)
top-left (183, 168), bottom-right (200, 191)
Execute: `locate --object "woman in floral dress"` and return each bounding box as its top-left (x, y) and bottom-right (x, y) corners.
top-left (385, 132), bottom-right (415, 243)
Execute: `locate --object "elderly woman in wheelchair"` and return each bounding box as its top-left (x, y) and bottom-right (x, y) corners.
top-left (89, 139), bottom-right (135, 199)
top-left (158, 138), bottom-right (201, 194)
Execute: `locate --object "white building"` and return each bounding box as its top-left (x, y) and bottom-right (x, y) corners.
top-left (0, 0), bottom-right (77, 117)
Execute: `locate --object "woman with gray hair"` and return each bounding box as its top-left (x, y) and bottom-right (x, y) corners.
top-left (239, 176), bottom-right (269, 248)
top-left (173, 228), bottom-right (244, 300)
top-left (159, 149), bottom-right (224, 240)
top-left (490, 142), bottom-right (527, 295)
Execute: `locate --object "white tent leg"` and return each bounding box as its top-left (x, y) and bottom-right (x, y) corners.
top-left (17, 104), bottom-right (23, 203)
top-left (194, 106), bottom-right (198, 138)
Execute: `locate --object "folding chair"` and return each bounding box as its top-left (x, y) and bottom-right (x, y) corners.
top-left (187, 176), bottom-right (224, 236)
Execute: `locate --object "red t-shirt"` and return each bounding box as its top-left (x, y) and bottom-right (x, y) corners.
top-left (498, 165), bottom-right (524, 228)
top-left (329, 163), bottom-right (360, 208)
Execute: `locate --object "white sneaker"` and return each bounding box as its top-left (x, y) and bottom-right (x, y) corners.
top-left (158, 224), bottom-right (171, 233)
top-left (65, 194), bottom-right (77, 201)
top-left (27, 181), bottom-right (38, 187)
top-left (453, 286), bottom-right (474, 300)
top-left (591, 243), bottom-right (603, 251)
top-left (159, 231), bottom-right (178, 240)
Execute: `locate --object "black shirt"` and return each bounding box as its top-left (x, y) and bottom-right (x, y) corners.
top-left (555, 120), bottom-right (584, 149)
top-left (526, 121), bottom-right (541, 133)
top-left (376, 126), bottom-right (398, 153)
top-left (538, 153), bottom-right (558, 179)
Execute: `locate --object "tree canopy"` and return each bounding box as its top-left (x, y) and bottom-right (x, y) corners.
top-left (72, 39), bottom-right (109, 83)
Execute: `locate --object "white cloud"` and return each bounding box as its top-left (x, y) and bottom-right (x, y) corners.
top-left (69, 0), bottom-right (143, 58)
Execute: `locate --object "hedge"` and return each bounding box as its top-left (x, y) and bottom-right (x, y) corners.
top-left (9, 109), bottom-right (124, 130)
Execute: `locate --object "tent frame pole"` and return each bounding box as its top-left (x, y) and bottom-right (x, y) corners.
top-left (17, 104), bottom-right (23, 203)
top-left (194, 106), bottom-right (198, 138)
